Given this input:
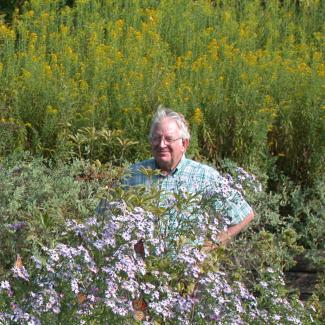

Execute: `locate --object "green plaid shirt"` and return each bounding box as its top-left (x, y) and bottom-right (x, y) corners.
top-left (123, 156), bottom-right (253, 226)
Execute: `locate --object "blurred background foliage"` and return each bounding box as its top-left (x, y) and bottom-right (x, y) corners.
top-left (0, 0), bottom-right (323, 188)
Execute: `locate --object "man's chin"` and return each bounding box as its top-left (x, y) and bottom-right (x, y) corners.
top-left (155, 158), bottom-right (172, 171)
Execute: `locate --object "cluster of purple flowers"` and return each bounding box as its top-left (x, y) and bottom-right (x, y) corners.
top-left (0, 199), bottom-right (313, 324)
top-left (224, 166), bottom-right (263, 194)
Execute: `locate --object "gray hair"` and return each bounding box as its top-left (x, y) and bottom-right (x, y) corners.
top-left (149, 105), bottom-right (191, 141)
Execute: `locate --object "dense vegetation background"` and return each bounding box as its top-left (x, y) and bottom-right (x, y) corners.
top-left (0, 0), bottom-right (324, 323)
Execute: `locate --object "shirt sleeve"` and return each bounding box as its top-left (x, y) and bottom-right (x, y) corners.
top-left (220, 190), bottom-right (253, 225)
top-left (206, 168), bottom-right (253, 225)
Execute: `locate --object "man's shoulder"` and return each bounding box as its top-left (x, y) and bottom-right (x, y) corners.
top-left (182, 158), bottom-right (220, 176)
top-left (123, 159), bottom-right (156, 187)
top-left (129, 158), bottom-right (156, 172)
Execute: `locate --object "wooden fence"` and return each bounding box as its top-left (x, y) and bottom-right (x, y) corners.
top-left (285, 250), bottom-right (324, 300)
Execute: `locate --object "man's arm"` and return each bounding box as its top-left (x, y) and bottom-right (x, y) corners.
top-left (202, 211), bottom-right (255, 252)
top-left (218, 210), bottom-right (254, 244)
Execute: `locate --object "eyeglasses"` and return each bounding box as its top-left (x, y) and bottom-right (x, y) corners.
top-left (151, 136), bottom-right (183, 145)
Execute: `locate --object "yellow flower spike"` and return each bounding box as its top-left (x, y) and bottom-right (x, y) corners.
top-left (223, 11), bottom-right (231, 22)
top-left (313, 32), bottom-right (322, 42)
top-left (46, 105), bottom-right (58, 115)
top-left (135, 31), bottom-right (142, 41)
top-left (313, 51), bottom-right (322, 62)
top-left (51, 53), bottom-right (58, 63)
top-left (44, 64), bottom-right (52, 77)
top-left (240, 73), bottom-right (248, 81)
top-left (0, 23), bottom-right (15, 40)
top-left (27, 10), bottom-right (34, 18)
top-left (183, 51), bottom-right (192, 59)
top-left (99, 95), bottom-right (107, 102)
top-left (264, 95), bottom-right (273, 105)
top-left (60, 25), bottom-right (69, 34)
top-left (239, 26), bottom-right (249, 39)
top-left (0, 62), bottom-right (3, 74)
top-left (79, 80), bottom-right (88, 91)
top-left (146, 8), bottom-right (157, 24)
top-left (297, 62), bottom-right (311, 75)
top-left (208, 39), bottom-right (219, 60)
top-left (193, 107), bottom-right (203, 125)
top-left (115, 19), bottom-right (124, 29)
top-left (141, 22), bottom-right (148, 32)
top-left (41, 12), bottom-right (49, 19)
top-left (317, 63), bottom-right (325, 77)
top-left (22, 69), bottom-right (32, 79)
top-left (67, 47), bottom-right (73, 56)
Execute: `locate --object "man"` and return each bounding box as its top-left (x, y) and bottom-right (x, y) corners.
top-left (123, 106), bottom-right (254, 250)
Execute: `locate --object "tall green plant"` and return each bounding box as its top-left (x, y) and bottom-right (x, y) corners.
top-left (0, 0), bottom-right (323, 186)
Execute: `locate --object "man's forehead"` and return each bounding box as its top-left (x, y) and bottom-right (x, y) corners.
top-left (154, 118), bottom-right (179, 133)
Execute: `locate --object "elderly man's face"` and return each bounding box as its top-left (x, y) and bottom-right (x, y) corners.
top-left (151, 117), bottom-right (189, 173)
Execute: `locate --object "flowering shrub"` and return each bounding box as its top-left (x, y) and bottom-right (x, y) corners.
top-left (0, 195), bottom-right (317, 324)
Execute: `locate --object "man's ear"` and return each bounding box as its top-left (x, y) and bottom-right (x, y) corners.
top-left (182, 138), bottom-right (190, 152)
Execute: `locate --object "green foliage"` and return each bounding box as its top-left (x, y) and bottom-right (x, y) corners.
top-left (0, 154), bottom-right (323, 323)
top-left (67, 126), bottom-right (142, 163)
top-left (0, 154), bottom-right (324, 322)
top-left (0, 153), bottom-right (125, 277)
top-left (0, 0), bottom-right (323, 186)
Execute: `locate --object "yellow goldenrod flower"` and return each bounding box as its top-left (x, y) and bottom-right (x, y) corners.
top-left (208, 39), bottom-right (219, 60)
top-left (99, 95), bottom-right (107, 102)
top-left (51, 53), bottom-right (58, 63)
top-left (145, 9), bottom-right (157, 24)
top-left (0, 23), bottom-right (15, 40)
top-left (317, 63), bottom-right (325, 77)
top-left (175, 56), bottom-right (183, 68)
top-left (41, 12), bottom-right (49, 19)
top-left (115, 19), bottom-right (124, 29)
top-left (313, 32), bottom-right (322, 42)
top-left (239, 26), bottom-right (249, 39)
top-left (135, 31), bottom-right (142, 41)
top-left (193, 107), bottom-right (203, 125)
top-left (185, 51), bottom-right (193, 58)
top-left (264, 95), bottom-right (273, 105)
top-left (60, 25), bottom-right (69, 34)
top-left (297, 62), bottom-right (311, 75)
top-left (313, 51), bottom-right (322, 62)
top-left (244, 51), bottom-right (257, 66)
top-left (46, 105), bottom-right (58, 115)
top-left (43, 64), bottom-right (52, 77)
top-left (22, 69), bottom-right (32, 79)
top-left (27, 10), bottom-right (34, 18)
top-left (79, 80), bottom-right (88, 91)
top-left (240, 73), bottom-right (248, 81)
top-left (223, 11), bottom-right (231, 22)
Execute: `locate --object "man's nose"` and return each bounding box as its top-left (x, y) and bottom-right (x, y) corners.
top-left (158, 138), bottom-right (168, 147)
